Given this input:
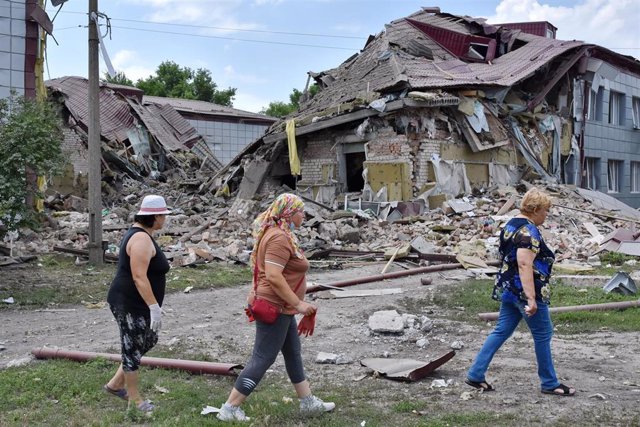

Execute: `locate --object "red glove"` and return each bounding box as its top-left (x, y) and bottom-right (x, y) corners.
top-left (297, 312), bottom-right (316, 337)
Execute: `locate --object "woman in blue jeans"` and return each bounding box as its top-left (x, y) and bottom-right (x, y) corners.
top-left (466, 188), bottom-right (575, 396)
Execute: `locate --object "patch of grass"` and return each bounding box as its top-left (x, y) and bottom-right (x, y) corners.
top-left (432, 279), bottom-right (640, 334)
top-left (598, 252), bottom-right (638, 266)
top-left (0, 356), bottom-right (463, 427)
top-left (165, 263), bottom-right (251, 293)
top-left (0, 255), bottom-right (250, 310)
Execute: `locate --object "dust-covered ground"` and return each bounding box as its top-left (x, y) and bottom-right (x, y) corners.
top-left (1, 263), bottom-right (639, 425)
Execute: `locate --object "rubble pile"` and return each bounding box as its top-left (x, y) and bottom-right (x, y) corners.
top-left (1, 181), bottom-right (639, 269)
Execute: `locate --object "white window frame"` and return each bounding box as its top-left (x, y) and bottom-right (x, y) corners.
top-left (607, 159), bottom-right (622, 193)
top-left (609, 91), bottom-right (624, 125)
top-left (632, 97), bottom-right (640, 129)
top-left (588, 86), bottom-right (603, 121)
top-left (631, 162), bottom-right (640, 193)
top-left (585, 157), bottom-right (598, 190)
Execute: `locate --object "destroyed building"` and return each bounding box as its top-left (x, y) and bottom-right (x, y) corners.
top-left (221, 7), bottom-right (640, 209)
top-left (45, 76), bottom-right (223, 199)
top-left (144, 96), bottom-right (277, 166)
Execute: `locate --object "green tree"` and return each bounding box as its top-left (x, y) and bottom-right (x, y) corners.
top-left (261, 84), bottom-right (320, 118)
top-left (0, 95), bottom-right (64, 234)
top-left (136, 61), bottom-right (236, 106)
top-left (103, 71), bottom-right (134, 86)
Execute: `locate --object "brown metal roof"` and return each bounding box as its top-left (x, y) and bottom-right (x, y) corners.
top-left (45, 76), bottom-right (215, 160)
top-left (143, 96), bottom-right (277, 123)
top-left (46, 76), bottom-right (134, 143)
top-left (297, 9), bottom-right (596, 116)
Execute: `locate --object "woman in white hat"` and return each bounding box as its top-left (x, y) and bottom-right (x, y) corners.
top-left (104, 195), bottom-right (171, 414)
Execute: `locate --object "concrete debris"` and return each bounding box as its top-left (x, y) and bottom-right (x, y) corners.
top-left (315, 352), bottom-right (352, 365)
top-left (431, 379), bottom-right (454, 388)
top-left (3, 180), bottom-right (640, 272)
top-left (450, 341), bottom-right (464, 350)
top-left (368, 310), bottom-right (405, 334)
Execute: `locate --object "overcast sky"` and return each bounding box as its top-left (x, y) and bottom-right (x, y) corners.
top-left (44, 0), bottom-right (640, 113)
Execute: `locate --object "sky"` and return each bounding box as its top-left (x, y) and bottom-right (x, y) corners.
top-left (44, 0), bottom-right (640, 114)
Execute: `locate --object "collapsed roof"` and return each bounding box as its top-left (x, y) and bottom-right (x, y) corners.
top-left (46, 76), bottom-right (222, 183)
top-left (217, 8), bottom-right (639, 203)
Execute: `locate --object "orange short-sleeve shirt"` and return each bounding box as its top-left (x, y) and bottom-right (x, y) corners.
top-left (250, 227), bottom-right (309, 315)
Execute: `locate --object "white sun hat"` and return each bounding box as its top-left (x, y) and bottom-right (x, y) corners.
top-left (136, 195), bottom-right (172, 215)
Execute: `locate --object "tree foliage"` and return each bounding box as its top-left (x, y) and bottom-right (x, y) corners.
top-left (103, 71), bottom-right (134, 86)
top-left (0, 95), bottom-right (64, 234)
top-left (262, 84), bottom-right (320, 118)
top-left (135, 61), bottom-right (236, 106)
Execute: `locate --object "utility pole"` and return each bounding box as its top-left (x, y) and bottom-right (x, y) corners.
top-left (87, 0), bottom-right (103, 265)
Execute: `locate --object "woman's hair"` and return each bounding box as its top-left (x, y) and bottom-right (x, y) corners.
top-left (134, 214), bottom-right (157, 228)
top-left (520, 188), bottom-right (552, 214)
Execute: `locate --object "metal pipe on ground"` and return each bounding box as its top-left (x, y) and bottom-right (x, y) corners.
top-left (478, 300), bottom-right (640, 321)
top-left (306, 261), bottom-right (501, 294)
top-left (31, 347), bottom-right (242, 376)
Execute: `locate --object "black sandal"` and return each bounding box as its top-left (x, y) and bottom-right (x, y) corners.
top-left (541, 383), bottom-right (575, 396)
top-left (465, 378), bottom-right (495, 391)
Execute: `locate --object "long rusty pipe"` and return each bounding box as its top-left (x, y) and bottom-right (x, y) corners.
top-left (306, 261), bottom-right (501, 293)
top-left (31, 347), bottom-right (242, 376)
top-left (478, 300), bottom-right (640, 321)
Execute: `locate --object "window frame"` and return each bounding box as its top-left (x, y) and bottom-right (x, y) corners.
top-left (631, 161), bottom-right (640, 193)
top-left (585, 157), bottom-right (599, 190)
top-left (607, 159), bottom-right (623, 193)
top-left (609, 91), bottom-right (625, 126)
top-left (632, 97), bottom-right (640, 129)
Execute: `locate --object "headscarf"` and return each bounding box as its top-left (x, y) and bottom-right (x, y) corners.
top-left (250, 193), bottom-right (304, 266)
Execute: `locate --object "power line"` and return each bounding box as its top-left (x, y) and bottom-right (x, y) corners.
top-left (50, 10), bottom-right (640, 51)
top-left (54, 10), bottom-right (366, 40)
top-left (110, 25), bottom-right (360, 50)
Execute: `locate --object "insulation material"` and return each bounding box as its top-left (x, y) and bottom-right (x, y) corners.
top-left (507, 117), bottom-right (554, 181)
top-left (365, 162), bottom-right (413, 201)
top-left (538, 115), bottom-right (561, 179)
top-left (488, 163), bottom-right (519, 186)
top-left (466, 100), bottom-right (490, 133)
top-left (430, 154), bottom-right (471, 196)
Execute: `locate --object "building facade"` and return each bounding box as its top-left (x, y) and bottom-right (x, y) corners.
top-left (0, 0), bottom-right (51, 101)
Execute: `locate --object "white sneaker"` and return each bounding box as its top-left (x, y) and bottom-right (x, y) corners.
top-left (216, 404), bottom-right (250, 422)
top-left (299, 395), bottom-right (336, 415)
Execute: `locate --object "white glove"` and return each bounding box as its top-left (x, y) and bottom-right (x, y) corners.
top-left (149, 303), bottom-right (162, 333)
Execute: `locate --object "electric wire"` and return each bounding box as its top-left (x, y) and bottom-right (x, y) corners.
top-left (50, 10), bottom-right (367, 40)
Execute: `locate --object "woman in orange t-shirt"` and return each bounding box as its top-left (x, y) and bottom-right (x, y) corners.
top-left (216, 193), bottom-right (335, 422)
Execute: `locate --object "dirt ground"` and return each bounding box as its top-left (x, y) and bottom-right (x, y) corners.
top-left (1, 263), bottom-right (640, 425)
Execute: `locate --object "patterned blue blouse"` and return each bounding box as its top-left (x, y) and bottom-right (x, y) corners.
top-left (492, 217), bottom-right (555, 305)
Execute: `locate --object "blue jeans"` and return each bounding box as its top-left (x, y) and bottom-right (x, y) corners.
top-left (467, 300), bottom-right (560, 390)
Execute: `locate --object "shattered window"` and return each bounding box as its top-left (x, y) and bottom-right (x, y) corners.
top-left (607, 160), bottom-right (623, 193)
top-left (631, 162), bottom-right (640, 193)
top-left (585, 157), bottom-right (599, 190)
top-left (632, 97), bottom-right (640, 129)
top-left (608, 91), bottom-right (625, 126)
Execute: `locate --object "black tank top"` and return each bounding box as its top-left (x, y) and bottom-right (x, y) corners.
top-left (107, 227), bottom-right (170, 314)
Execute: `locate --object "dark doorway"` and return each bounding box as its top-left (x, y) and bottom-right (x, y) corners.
top-left (345, 152), bottom-right (365, 191)
top-left (280, 174), bottom-right (298, 190)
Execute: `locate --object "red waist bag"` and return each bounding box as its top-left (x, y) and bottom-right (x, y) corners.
top-left (246, 264), bottom-right (303, 324)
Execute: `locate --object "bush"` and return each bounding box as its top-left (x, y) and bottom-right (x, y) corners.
top-left (0, 94), bottom-right (64, 236)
